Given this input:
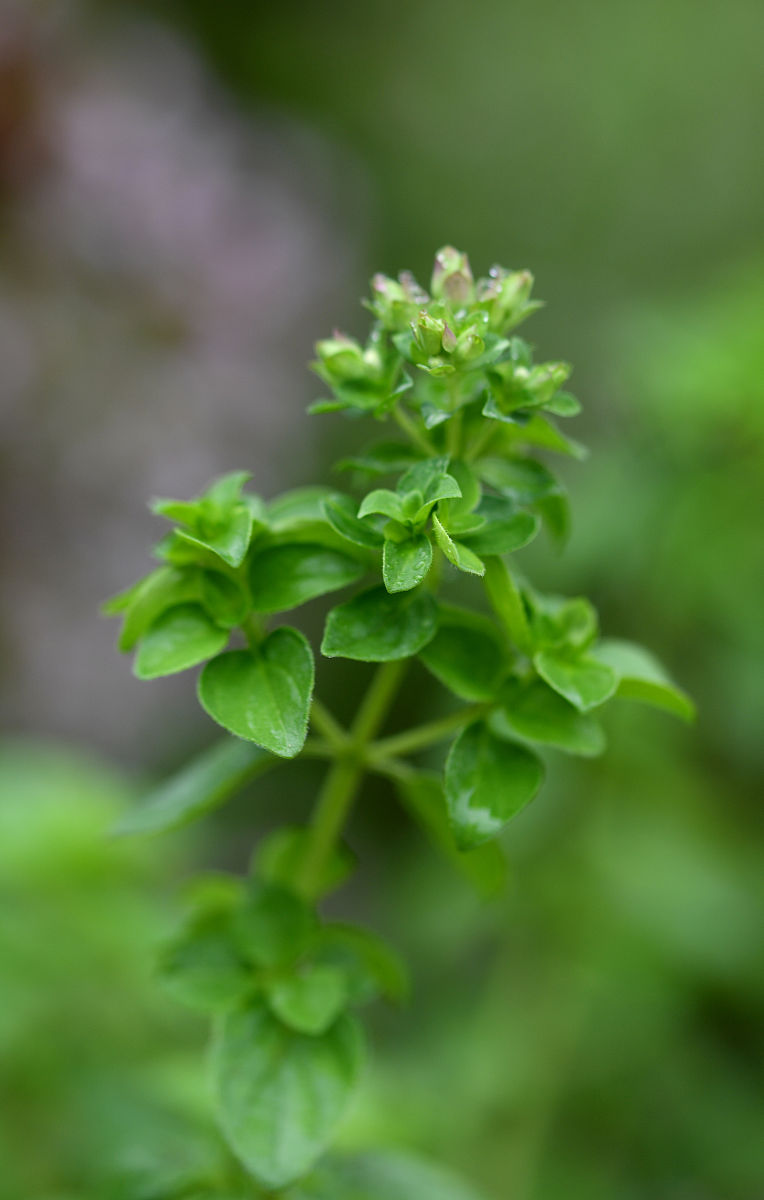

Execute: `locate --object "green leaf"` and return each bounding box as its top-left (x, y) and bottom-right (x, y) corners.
top-left (255, 826), bottom-right (356, 896)
top-left (509, 413), bottom-right (587, 458)
top-left (158, 909), bottom-right (252, 1013)
top-left (460, 496), bottom-right (539, 557)
top-left (534, 650), bottom-right (617, 711)
top-left (443, 459), bottom-right (481, 517)
top-left (445, 722), bottom-right (543, 849)
top-left (101, 576), bottom-right (144, 616)
top-left (177, 505), bottom-right (255, 569)
top-left (117, 566), bottom-right (200, 651)
top-left (267, 487), bottom-right (339, 531)
top-left (235, 882), bottom-right (318, 969)
top-left (432, 513), bottom-right (485, 576)
top-left (477, 456), bottom-right (570, 543)
top-left (335, 441), bottom-right (422, 477)
top-left (544, 389), bottom-right (581, 417)
top-left (112, 738), bottom-right (274, 837)
top-left (265, 965), bottom-right (348, 1035)
top-left (398, 456), bottom-right (462, 506)
top-left (322, 586), bottom-right (438, 662)
top-left (322, 495), bottom-right (385, 549)
top-left (134, 604), bottom-right (229, 679)
top-left (318, 924), bottom-right (409, 1004)
top-left (418, 606), bottom-right (510, 701)
top-left (592, 638), bottom-right (695, 720)
top-left (205, 470), bottom-right (254, 509)
top-left (198, 571), bottom-right (250, 628)
top-left (492, 679), bottom-right (606, 756)
top-left (529, 592), bottom-right (598, 651)
top-left (213, 999), bottom-right (363, 1189)
top-left (382, 534), bottom-right (433, 593)
top-left (394, 770), bottom-right (506, 896)
top-left (199, 629), bottom-right (314, 757)
top-left (292, 1149), bottom-right (489, 1200)
top-left (249, 544), bottom-right (364, 614)
top-left (358, 488), bottom-right (405, 522)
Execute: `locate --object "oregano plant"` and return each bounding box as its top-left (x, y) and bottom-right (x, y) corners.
top-left (105, 247), bottom-right (694, 1198)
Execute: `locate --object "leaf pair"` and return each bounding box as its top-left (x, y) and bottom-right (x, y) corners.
top-left (153, 470), bottom-right (262, 569)
top-left (357, 456), bottom-right (460, 593)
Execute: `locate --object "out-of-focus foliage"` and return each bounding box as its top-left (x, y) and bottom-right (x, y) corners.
top-left (0, 742), bottom-right (220, 1200)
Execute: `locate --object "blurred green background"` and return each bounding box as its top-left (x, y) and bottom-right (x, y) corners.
top-left (1, 1), bottom-right (762, 1197)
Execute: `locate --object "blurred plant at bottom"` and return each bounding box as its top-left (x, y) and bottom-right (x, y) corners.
top-left (0, 741), bottom-right (218, 1200)
top-left (0, 738), bottom-right (492, 1199)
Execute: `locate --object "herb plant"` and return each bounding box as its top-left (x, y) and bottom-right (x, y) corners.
top-left (105, 247), bottom-right (693, 1198)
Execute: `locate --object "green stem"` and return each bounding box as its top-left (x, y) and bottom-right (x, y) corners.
top-left (241, 613), bottom-right (265, 649)
top-left (309, 697), bottom-right (347, 748)
top-left (465, 420), bottom-right (499, 462)
top-left (483, 555), bottom-right (533, 656)
top-left (350, 659), bottom-right (407, 744)
top-left (393, 403), bottom-right (435, 455)
top-left (369, 703), bottom-right (486, 761)
top-left (446, 407), bottom-right (463, 458)
top-left (300, 738), bottom-right (336, 760)
top-left (296, 661), bottom-right (406, 900)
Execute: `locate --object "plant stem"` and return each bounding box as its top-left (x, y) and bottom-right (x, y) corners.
top-left (465, 419), bottom-right (499, 462)
top-left (351, 659), bottom-right (407, 744)
top-left (393, 403), bottom-right (435, 455)
top-left (296, 661), bottom-right (406, 900)
top-left (241, 613), bottom-right (265, 649)
top-left (300, 738), bottom-right (336, 760)
top-left (483, 555), bottom-right (533, 655)
top-left (369, 703), bottom-right (486, 761)
top-left (309, 697), bottom-right (347, 748)
top-left (446, 407), bottom-right (463, 458)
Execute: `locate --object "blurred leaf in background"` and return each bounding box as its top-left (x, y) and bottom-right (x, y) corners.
top-left (0, 741), bottom-right (219, 1199)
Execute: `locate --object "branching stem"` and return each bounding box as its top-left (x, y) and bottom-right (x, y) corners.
top-left (296, 662), bottom-right (407, 900)
top-left (369, 704), bottom-right (487, 760)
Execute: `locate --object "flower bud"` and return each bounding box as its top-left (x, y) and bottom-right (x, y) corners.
top-left (398, 270), bottom-right (429, 306)
top-left (478, 267), bottom-right (534, 330)
top-left (369, 271), bottom-right (428, 330)
top-left (431, 246), bottom-right (474, 306)
top-left (441, 324), bottom-right (458, 354)
top-left (528, 361), bottom-right (571, 404)
top-left (314, 333), bottom-right (368, 383)
top-left (412, 310), bottom-right (446, 357)
top-left (453, 324), bottom-right (485, 364)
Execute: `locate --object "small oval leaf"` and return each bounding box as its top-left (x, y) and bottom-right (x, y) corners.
top-left (213, 1000), bottom-right (363, 1189)
top-left (382, 535), bottom-right (433, 593)
top-left (134, 604), bottom-right (229, 679)
top-left (445, 721), bottom-right (543, 849)
top-left (322, 586), bottom-right (438, 662)
top-left (249, 544), bottom-right (364, 614)
top-left (199, 629), bottom-right (314, 757)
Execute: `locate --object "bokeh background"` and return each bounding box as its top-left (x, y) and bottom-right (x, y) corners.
top-left (1, 1), bottom-right (763, 1197)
